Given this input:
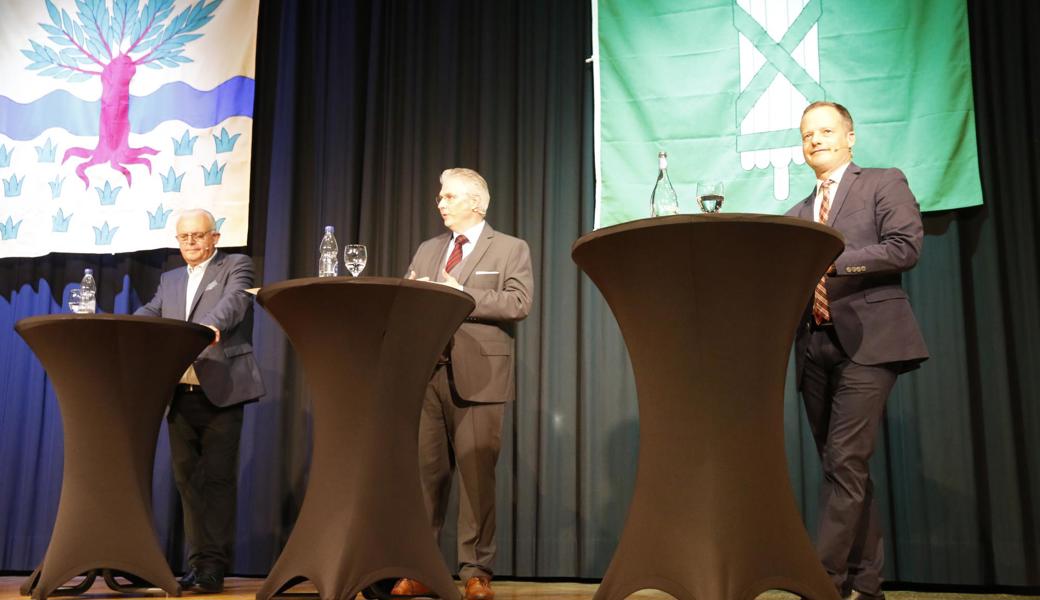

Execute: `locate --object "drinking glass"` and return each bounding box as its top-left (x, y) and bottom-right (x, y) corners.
top-left (696, 181), bottom-right (725, 213)
top-left (344, 244), bottom-right (368, 277)
top-left (68, 288), bottom-right (87, 314)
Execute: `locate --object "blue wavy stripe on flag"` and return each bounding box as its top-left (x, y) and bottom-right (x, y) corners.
top-left (0, 76), bottom-right (254, 141)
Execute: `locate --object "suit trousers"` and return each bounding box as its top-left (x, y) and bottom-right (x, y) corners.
top-left (418, 364), bottom-right (505, 580)
top-left (167, 389), bottom-right (244, 574)
top-left (801, 326), bottom-right (896, 597)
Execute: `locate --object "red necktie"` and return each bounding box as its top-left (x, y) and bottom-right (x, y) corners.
top-left (813, 179), bottom-right (835, 325)
top-left (445, 234), bottom-right (468, 273)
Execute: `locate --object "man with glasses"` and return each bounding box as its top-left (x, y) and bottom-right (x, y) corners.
top-left (388, 168), bottom-right (533, 600)
top-left (136, 208), bottom-right (265, 593)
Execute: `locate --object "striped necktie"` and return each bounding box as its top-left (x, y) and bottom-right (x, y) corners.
top-left (813, 179), bottom-right (835, 325)
top-left (445, 234), bottom-right (468, 274)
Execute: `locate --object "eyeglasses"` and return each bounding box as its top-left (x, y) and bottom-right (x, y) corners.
top-left (175, 231), bottom-right (214, 244)
top-left (435, 193), bottom-right (471, 205)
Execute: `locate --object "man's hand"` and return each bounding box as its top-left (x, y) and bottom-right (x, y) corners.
top-left (406, 270), bottom-right (459, 289)
top-left (440, 270), bottom-right (463, 290)
top-left (205, 324), bottom-right (221, 346)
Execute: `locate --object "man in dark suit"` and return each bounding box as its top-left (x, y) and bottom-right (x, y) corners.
top-left (136, 208), bottom-right (265, 593)
top-left (390, 168), bottom-right (533, 600)
top-left (786, 102), bottom-right (929, 600)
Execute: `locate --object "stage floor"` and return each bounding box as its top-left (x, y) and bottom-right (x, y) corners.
top-left (1, 577), bottom-right (1037, 600)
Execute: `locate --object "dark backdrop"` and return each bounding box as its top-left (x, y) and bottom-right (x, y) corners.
top-left (0, 0), bottom-right (1037, 589)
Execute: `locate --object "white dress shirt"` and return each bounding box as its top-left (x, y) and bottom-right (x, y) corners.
top-left (181, 252), bottom-right (217, 385)
top-left (814, 161), bottom-right (851, 223)
top-left (443, 220), bottom-right (486, 267)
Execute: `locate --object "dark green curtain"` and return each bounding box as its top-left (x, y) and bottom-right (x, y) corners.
top-left (1, 0), bottom-right (1037, 589)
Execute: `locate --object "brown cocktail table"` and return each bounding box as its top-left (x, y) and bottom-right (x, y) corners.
top-left (572, 214), bottom-right (844, 600)
top-left (15, 314), bottom-right (214, 599)
top-left (255, 277), bottom-right (475, 600)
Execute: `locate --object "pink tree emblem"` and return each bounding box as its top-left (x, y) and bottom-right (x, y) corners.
top-left (22, 0), bottom-right (222, 189)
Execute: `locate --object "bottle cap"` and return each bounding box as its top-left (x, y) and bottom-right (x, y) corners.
top-left (84, 268), bottom-right (93, 275)
top-left (324, 225), bottom-right (334, 234)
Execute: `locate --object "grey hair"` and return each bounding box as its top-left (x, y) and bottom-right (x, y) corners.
top-left (177, 208), bottom-right (217, 231)
top-left (441, 168), bottom-right (490, 215)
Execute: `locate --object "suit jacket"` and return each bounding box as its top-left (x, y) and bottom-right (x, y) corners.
top-left (786, 163), bottom-right (929, 387)
top-left (135, 251), bottom-right (265, 407)
top-left (407, 222), bottom-right (534, 403)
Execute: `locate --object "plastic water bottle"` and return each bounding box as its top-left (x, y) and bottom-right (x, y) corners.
top-left (318, 226), bottom-right (339, 277)
top-left (80, 268), bottom-right (97, 313)
top-left (650, 151), bottom-right (680, 217)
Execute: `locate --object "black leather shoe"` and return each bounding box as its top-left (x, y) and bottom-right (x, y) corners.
top-left (195, 571), bottom-right (224, 593)
top-left (178, 569), bottom-right (199, 589)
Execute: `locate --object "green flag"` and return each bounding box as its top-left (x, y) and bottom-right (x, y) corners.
top-left (594, 0), bottom-right (983, 227)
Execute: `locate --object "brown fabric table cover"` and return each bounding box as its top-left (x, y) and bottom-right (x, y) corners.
top-left (572, 214), bottom-right (845, 600)
top-left (15, 314), bottom-right (215, 599)
top-left (255, 277), bottom-right (474, 600)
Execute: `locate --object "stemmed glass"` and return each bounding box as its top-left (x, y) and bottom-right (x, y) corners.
top-left (344, 244), bottom-right (368, 277)
top-left (68, 288), bottom-right (95, 313)
top-left (696, 181), bottom-right (725, 213)
top-left (68, 288), bottom-right (85, 313)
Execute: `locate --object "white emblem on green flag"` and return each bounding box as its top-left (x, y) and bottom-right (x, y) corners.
top-left (736, 0), bottom-right (822, 201)
top-left (593, 0), bottom-right (983, 228)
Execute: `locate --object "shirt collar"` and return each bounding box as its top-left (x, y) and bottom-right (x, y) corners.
top-left (453, 220), bottom-right (486, 244)
top-left (817, 161), bottom-right (851, 192)
top-left (186, 251), bottom-right (217, 276)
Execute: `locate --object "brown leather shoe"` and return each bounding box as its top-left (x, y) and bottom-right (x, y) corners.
top-left (464, 577), bottom-right (494, 600)
top-left (390, 578), bottom-right (434, 597)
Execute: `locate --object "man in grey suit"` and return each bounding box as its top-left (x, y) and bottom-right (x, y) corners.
top-left (390, 168), bottom-right (533, 600)
top-left (786, 102), bottom-right (929, 600)
top-left (136, 208), bottom-right (265, 593)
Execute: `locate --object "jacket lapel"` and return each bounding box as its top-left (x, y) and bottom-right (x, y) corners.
top-left (430, 234), bottom-right (452, 281)
top-left (169, 268), bottom-right (188, 321)
top-left (797, 191), bottom-right (815, 221)
top-left (187, 251), bottom-right (223, 321)
top-left (456, 223), bottom-right (495, 285)
top-left (827, 162), bottom-right (861, 228)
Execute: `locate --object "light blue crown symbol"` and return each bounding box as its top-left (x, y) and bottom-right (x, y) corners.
top-left (49, 175), bottom-right (65, 199)
top-left (160, 167), bottom-right (185, 193)
top-left (215, 216), bottom-right (226, 231)
top-left (93, 221), bottom-right (119, 245)
top-left (148, 203), bottom-right (173, 230)
top-left (3, 175), bottom-right (25, 197)
top-left (0, 216), bottom-right (23, 240)
top-left (52, 208), bottom-right (73, 232)
top-left (35, 138), bottom-right (57, 163)
top-left (213, 127), bottom-right (241, 154)
top-left (95, 181), bottom-right (122, 205)
top-left (201, 161), bottom-right (226, 186)
top-left (0, 145), bottom-right (13, 168)
top-left (172, 130), bottom-right (198, 156)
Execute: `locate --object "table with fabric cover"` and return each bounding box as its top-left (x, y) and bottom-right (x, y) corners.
top-left (16, 314), bottom-right (214, 599)
top-left (255, 277), bottom-right (475, 600)
top-left (572, 214), bottom-right (844, 600)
